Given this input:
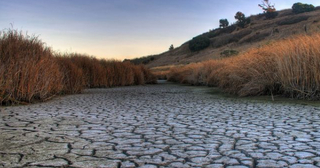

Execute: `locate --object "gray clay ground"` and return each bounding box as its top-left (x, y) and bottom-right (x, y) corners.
top-left (1, 81), bottom-right (320, 168)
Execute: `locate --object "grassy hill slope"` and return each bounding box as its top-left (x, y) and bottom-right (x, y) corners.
top-left (129, 7), bottom-right (320, 69)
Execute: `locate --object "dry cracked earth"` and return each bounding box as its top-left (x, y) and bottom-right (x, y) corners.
top-left (1, 81), bottom-right (320, 168)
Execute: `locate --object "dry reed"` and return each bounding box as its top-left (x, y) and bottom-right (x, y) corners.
top-left (168, 33), bottom-right (320, 100)
top-left (0, 29), bottom-right (156, 105)
top-left (55, 55), bottom-right (84, 94)
top-left (0, 29), bottom-right (63, 104)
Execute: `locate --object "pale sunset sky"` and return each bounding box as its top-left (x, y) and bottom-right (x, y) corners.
top-left (1, 0), bottom-right (320, 60)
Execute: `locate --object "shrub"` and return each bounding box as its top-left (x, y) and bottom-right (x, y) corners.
top-left (235, 12), bottom-right (251, 28)
top-left (265, 11), bottom-right (278, 19)
top-left (189, 35), bottom-right (210, 52)
top-left (219, 19), bottom-right (229, 28)
top-left (169, 44), bottom-right (174, 51)
top-left (205, 30), bottom-right (217, 38)
top-left (292, 2), bottom-right (315, 14)
top-left (235, 12), bottom-right (245, 22)
top-left (258, 0), bottom-right (278, 19)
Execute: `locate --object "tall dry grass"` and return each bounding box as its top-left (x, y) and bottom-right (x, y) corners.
top-left (55, 55), bottom-right (84, 94)
top-left (0, 29), bottom-right (156, 105)
top-left (168, 33), bottom-right (320, 100)
top-left (67, 55), bottom-right (156, 87)
top-left (0, 29), bottom-right (63, 104)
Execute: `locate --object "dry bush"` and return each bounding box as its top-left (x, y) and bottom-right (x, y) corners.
top-left (274, 35), bottom-right (320, 99)
top-left (0, 29), bottom-right (63, 104)
top-left (55, 55), bottom-right (84, 94)
top-left (168, 32), bottom-right (320, 100)
top-left (132, 65), bottom-right (145, 85)
top-left (131, 64), bottom-right (158, 85)
top-left (67, 55), bottom-right (156, 87)
top-left (99, 59), bottom-right (118, 87)
top-left (139, 65), bottom-right (157, 84)
top-left (150, 65), bottom-right (178, 80)
top-left (152, 70), bottom-right (169, 80)
top-left (69, 54), bottom-right (107, 88)
top-left (167, 63), bottom-right (206, 85)
top-left (114, 61), bottom-right (135, 86)
top-left (227, 34), bottom-right (320, 99)
top-left (166, 60), bottom-right (227, 87)
top-left (167, 66), bottom-right (188, 83)
top-left (215, 49), bottom-right (278, 96)
top-left (182, 63), bottom-right (204, 85)
top-left (0, 29), bottom-right (156, 105)
top-left (203, 60), bottom-right (228, 87)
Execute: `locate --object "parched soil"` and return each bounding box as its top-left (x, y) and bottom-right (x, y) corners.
top-left (0, 82), bottom-right (320, 168)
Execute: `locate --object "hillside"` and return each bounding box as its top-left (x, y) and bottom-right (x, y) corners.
top-left (129, 6), bottom-right (320, 69)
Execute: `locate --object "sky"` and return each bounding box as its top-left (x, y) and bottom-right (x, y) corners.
top-left (1, 0), bottom-right (320, 60)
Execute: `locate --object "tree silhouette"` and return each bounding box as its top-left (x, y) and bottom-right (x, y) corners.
top-left (219, 19), bottom-right (229, 28)
top-left (258, 0), bottom-right (278, 19)
top-left (235, 12), bottom-right (250, 28)
top-left (169, 44), bottom-right (174, 51)
top-left (292, 2), bottom-right (315, 14)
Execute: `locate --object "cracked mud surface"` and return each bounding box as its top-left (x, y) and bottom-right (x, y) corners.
top-left (1, 82), bottom-right (320, 168)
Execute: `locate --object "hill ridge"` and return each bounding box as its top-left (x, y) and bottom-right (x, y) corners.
top-left (128, 6), bottom-right (320, 69)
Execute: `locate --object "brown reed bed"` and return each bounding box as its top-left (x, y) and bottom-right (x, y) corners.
top-left (168, 33), bottom-right (320, 100)
top-left (0, 29), bottom-right (63, 104)
top-left (0, 29), bottom-right (156, 105)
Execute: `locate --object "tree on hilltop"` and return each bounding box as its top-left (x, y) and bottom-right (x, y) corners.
top-left (169, 44), bottom-right (174, 51)
top-left (258, 0), bottom-right (278, 19)
top-left (219, 19), bottom-right (229, 28)
top-left (292, 2), bottom-right (315, 14)
top-left (235, 12), bottom-right (250, 28)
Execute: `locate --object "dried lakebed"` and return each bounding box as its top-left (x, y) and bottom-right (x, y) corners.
top-left (1, 82), bottom-right (320, 168)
